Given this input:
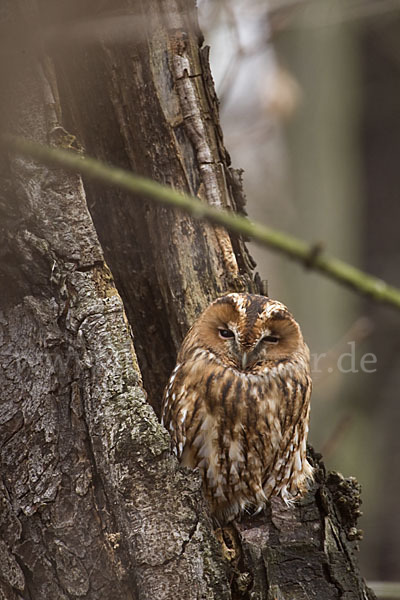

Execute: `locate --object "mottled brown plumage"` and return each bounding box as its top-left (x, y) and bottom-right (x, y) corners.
top-left (162, 293), bottom-right (313, 522)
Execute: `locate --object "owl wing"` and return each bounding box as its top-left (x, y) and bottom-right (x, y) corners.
top-left (162, 356), bottom-right (218, 472)
top-left (262, 373), bottom-right (312, 498)
top-left (161, 363), bottom-right (190, 460)
top-left (278, 375), bottom-right (312, 455)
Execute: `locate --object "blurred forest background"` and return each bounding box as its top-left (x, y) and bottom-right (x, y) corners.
top-left (198, 0), bottom-right (400, 585)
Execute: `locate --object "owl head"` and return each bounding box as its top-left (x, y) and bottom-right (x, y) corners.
top-left (181, 293), bottom-right (308, 372)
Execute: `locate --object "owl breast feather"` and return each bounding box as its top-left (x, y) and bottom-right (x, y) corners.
top-left (162, 350), bottom-right (313, 522)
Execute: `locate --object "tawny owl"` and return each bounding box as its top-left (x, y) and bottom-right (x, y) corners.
top-left (162, 293), bottom-right (313, 522)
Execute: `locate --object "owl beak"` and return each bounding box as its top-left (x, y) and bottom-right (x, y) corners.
top-left (241, 352), bottom-right (248, 370)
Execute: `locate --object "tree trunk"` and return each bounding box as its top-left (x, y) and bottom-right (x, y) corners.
top-left (49, 0), bottom-right (259, 416)
top-left (0, 1), bottom-right (375, 599)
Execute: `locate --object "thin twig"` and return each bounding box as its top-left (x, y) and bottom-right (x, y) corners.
top-left (3, 135), bottom-right (400, 312)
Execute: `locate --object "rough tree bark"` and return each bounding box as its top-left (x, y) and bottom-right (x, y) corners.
top-left (0, 1), bottom-right (375, 599)
top-left (49, 0), bottom-right (259, 415)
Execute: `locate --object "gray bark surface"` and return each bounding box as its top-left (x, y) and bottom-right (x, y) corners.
top-left (0, 1), bottom-right (374, 599)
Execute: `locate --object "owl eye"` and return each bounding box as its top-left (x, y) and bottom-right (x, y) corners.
top-left (218, 328), bottom-right (234, 339)
top-left (262, 335), bottom-right (279, 344)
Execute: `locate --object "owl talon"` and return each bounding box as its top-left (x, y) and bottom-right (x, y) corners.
top-left (214, 525), bottom-right (240, 563)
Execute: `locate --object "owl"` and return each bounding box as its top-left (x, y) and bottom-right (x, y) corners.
top-left (161, 293), bottom-right (313, 522)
